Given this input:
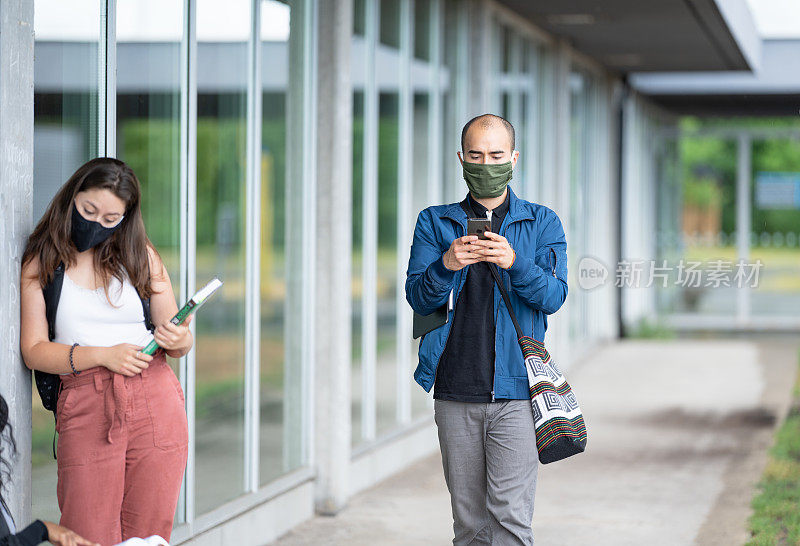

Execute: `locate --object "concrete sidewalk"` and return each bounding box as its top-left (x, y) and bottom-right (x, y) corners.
top-left (274, 337), bottom-right (798, 546)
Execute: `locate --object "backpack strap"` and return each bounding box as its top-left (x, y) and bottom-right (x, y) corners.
top-left (140, 295), bottom-right (155, 333)
top-left (43, 263), bottom-right (65, 341)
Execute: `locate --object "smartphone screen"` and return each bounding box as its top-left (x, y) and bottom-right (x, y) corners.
top-left (467, 218), bottom-right (491, 240)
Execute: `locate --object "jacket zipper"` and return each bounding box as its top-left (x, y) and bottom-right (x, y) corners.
top-left (491, 215), bottom-right (532, 402)
top-left (435, 209), bottom-right (535, 403)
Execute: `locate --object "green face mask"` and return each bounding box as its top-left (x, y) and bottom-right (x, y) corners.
top-left (462, 161), bottom-right (513, 198)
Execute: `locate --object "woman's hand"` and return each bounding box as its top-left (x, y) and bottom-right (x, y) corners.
top-left (153, 314), bottom-right (193, 355)
top-left (102, 343), bottom-right (153, 376)
top-left (43, 520), bottom-right (100, 546)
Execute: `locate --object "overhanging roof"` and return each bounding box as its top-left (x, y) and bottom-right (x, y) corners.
top-left (630, 39), bottom-right (800, 115)
top-left (497, 0), bottom-right (761, 73)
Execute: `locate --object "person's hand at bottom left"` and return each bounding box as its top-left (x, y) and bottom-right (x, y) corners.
top-left (43, 521), bottom-right (100, 546)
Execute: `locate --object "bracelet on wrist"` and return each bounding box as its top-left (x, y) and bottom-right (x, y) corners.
top-left (69, 343), bottom-right (80, 375)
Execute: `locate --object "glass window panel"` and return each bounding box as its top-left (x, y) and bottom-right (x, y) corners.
top-left (518, 92), bottom-right (529, 196)
top-left (116, 0), bottom-right (185, 520)
top-left (352, 91), bottom-right (365, 446)
top-left (502, 93), bottom-right (511, 120)
top-left (354, 0), bottom-right (366, 36)
top-left (501, 25), bottom-right (512, 74)
top-left (750, 138), bottom-right (800, 318)
top-left (413, 0), bottom-right (431, 61)
top-left (673, 136), bottom-right (738, 316)
top-left (376, 92), bottom-right (399, 435)
top-left (194, 0), bottom-right (250, 514)
top-left (31, 0), bottom-right (102, 524)
top-left (260, 0), bottom-right (296, 486)
top-left (379, 0), bottom-right (401, 48)
top-left (569, 70), bottom-right (590, 343)
top-left (411, 92), bottom-right (431, 418)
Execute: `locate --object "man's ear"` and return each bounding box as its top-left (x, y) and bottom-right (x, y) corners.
top-left (457, 151), bottom-right (464, 165)
top-left (511, 150), bottom-right (520, 168)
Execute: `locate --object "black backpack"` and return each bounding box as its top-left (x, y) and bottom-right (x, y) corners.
top-left (34, 263), bottom-right (155, 417)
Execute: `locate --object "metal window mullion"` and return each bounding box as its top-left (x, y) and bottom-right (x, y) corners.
top-left (243, 0), bottom-right (263, 494)
top-left (736, 132), bottom-right (751, 324)
top-left (98, 0), bottom-right (116, 156)
top-left (361, 0), bottom-right (379, 442)
top-left (180, 0), bottom-right (198, 526)
top-left (427, 0), bottom-right (442, 209)
top-left (526, 44), bottom-right (539, 200)
top-left (396, 0), bottom-right (413, 425)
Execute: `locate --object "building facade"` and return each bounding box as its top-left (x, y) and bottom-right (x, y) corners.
top-left (0, 0), bottom-right (761, 543)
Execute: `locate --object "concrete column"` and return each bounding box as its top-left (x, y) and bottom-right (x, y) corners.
top-left (314, 0), bottom-right (352, 515)
top-left (0, 0), bottom-right (34, 526)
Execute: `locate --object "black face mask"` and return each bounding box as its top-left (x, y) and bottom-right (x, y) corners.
top-left (71, 204), bottom-right (123, 252)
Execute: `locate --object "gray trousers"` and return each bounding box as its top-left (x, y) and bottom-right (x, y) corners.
top-left (434, 399), bottom-right (539, 546)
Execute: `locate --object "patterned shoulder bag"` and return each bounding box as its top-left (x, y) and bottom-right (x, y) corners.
top-left (487, 260), bottom-right (587, 464)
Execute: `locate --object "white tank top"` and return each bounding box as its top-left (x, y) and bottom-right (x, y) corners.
top-left (53, 271), bottom-right (153, 348)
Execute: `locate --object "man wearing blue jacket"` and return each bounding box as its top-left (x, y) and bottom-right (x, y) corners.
top-left (405, 114), bottom-right (568, 545)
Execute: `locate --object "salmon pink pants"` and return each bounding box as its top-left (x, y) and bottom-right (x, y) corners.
top-left (56, 353), bottom-right (188, 546)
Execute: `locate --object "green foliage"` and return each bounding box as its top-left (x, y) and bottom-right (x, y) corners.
top-left (628, 317), bottom-right (676, 339)
top-left (679, 135), bottom-right (736, 232)
top-left (679, 117), bottom-right (800, 240)
top-left (119, 96), bottom-right (288, 252)
top-left (352, 105), bottom-right (402, 250)
top-left (682, 177), bottom-right (721, 209)
top-left (752, 138), bottom-right (800, 235)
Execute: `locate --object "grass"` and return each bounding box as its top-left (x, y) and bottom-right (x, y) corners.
top-left (628, 317), bottom-right (676, 339)
top-left (747, 351), bottom-right (800, 545)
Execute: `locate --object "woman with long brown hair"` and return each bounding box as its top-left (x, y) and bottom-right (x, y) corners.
top-left (20, 158), bottom-right (191, 545)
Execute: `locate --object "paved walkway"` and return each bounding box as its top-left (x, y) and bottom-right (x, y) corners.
top-left (274, 337), bottom-right (799, 546)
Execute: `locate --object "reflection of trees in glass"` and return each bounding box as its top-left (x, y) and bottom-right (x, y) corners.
top-left (680, 117), bottom-right (800, 242)
top-left (378, 102), bottom-right (398, 250)
top-left (120, 117), bottom-right (180, 250)
top-left (752, 139), bottom-right (800, 236)
top-left (680, 136), bottom-right (736, 237)
top-left (196, 115), bottom-right (247, 247)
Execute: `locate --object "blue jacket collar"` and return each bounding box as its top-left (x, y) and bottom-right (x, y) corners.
top-left (439, 186), bottom-right (534, 224)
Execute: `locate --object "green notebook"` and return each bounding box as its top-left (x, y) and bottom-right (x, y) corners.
top-left (141, 277), bottom-right (223, 356)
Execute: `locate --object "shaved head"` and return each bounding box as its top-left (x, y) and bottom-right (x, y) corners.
top-left (461, 114), bottom-right (515, 153)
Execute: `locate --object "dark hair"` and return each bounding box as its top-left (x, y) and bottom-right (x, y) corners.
top-left (22, 157), bottom-right (159, 302)
top-left (0, 394), bottom-right (16, 525)
top-left (461, 114), bottom-right (515, 152)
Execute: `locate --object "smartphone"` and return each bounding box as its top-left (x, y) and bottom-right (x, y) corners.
top-left (467, 218), bottom-right (491, 240)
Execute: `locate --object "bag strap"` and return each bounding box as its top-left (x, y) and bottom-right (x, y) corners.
top-left (487, 264), bottom-right (524, 340)
top-left (487, 247), bottom-right (559, 341)
top-left (141, 295), bottom-right (154, 332)
top-left (43, 263), bottom-right (65, 342)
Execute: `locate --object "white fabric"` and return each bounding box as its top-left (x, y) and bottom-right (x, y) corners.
top-left (1, 502), bottom-right (16, 534)
top-left (54, 271), bottom-right (153, 349)
top-left (113, 535), bottom-right (169, 546)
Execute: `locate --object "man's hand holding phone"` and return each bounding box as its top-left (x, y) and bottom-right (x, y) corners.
top-left (443, 219), bottom-right (516, 271)
top-left (472, 231), bottom-right (516, 269)
top-left (443, 235), bottom-right (482, 271)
